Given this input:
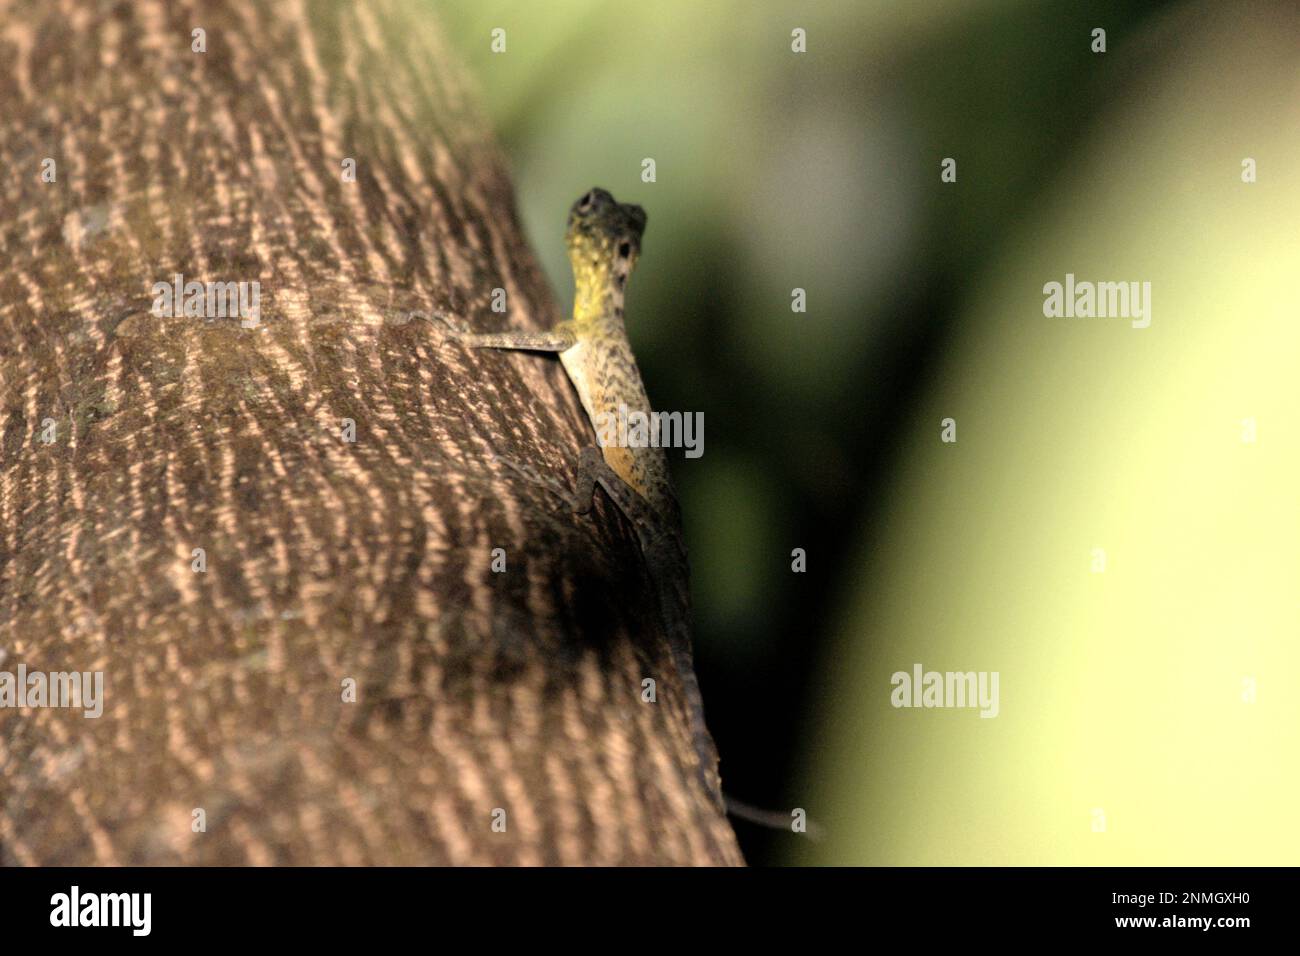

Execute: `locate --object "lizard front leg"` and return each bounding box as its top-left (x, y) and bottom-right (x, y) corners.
top-left (427, 311), bottom-right (576, 353)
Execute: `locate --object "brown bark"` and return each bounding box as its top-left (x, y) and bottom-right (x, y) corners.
top-left (0, 0), bottom-right (741, 865)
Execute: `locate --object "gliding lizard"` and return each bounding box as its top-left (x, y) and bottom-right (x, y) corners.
top-left (435, 187), bottom-right (724, 809)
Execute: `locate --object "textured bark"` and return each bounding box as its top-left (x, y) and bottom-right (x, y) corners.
top-left (0, 0), bottom-right (741, 865)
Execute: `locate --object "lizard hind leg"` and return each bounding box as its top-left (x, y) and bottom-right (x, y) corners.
top-left (502, 445), bottom-right (655, 533)
top-left (569, 446), bottom-right (608, 515)
top-left (485, 445), bottom-right (628, 520)
top-left (486, 445), bottom-right (612, 518)
top-left (571, 446), bottom-right (663, 544)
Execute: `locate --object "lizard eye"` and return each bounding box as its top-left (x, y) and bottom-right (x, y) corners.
top-left (617, 241), bottom-right (631, 259)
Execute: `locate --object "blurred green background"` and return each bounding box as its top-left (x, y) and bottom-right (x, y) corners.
top-left (435, 0), bottom-right (1300, 865)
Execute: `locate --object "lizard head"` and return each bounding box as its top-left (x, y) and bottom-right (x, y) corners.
top-left (566, 188), bottom-right (647, 300)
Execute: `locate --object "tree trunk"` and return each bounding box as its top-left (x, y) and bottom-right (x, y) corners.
top-left (0, 0), bottom-right (741, 866)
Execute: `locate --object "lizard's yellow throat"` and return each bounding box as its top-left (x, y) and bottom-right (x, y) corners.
top-left (565, 188), bottom-right (646, 323)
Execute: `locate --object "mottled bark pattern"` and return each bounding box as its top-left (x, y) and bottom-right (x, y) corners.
top-left (0, 0), bottom-right (741, 865)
